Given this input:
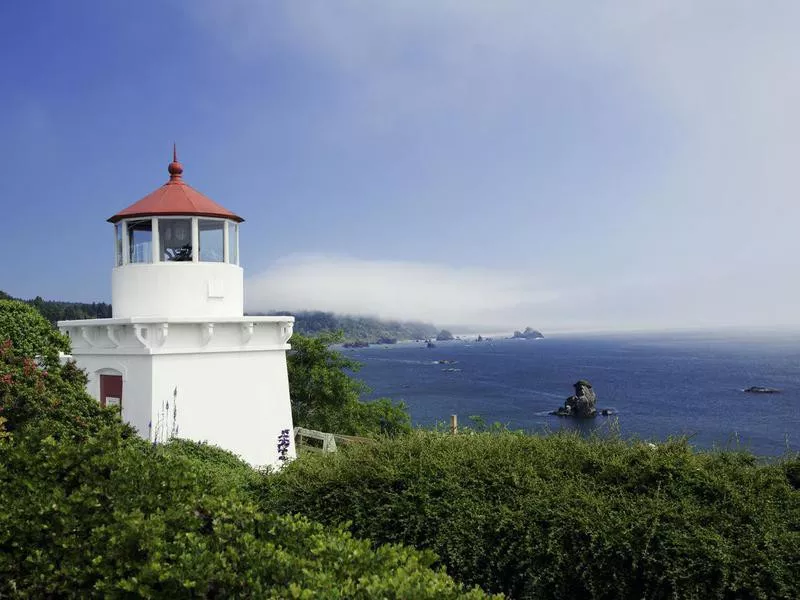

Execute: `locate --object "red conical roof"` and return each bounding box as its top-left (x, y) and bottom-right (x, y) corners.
top-left (108, 147), bottom-right (244, 223)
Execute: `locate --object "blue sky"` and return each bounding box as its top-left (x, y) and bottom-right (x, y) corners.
top-left (2, 1), bottom-right (799, 331)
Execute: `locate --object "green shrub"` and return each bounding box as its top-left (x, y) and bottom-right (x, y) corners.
top-left (329, 396), bottom-right (412, 438)
top-left (0, 299), bottom-right (70, 369)
top-left (0, 299), bottom-right (123, 441)
top-left (258, 431), bottom-right (800, 599)
top-left (785, 456), bottom-right (800, 490)
top-left (161, 438), bottom-right (261, 499)
top-left (0, 429), bottom-right (491, 598)
top-left (0, 337), bottom-right (126, 440)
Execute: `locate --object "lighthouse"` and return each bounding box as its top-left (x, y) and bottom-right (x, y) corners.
top-left (58, 149), bottom-right (296, 466)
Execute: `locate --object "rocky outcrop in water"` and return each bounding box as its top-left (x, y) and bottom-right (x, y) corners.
top-left (552, 380), bottom-right (597, 418)
top-left (513, 327), bottom-right (544, 339)
top-left (343, 341), bottom-right (369, 348)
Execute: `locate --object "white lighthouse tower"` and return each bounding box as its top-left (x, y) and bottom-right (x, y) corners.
top-left (58, 149), bottom-right (296, 466)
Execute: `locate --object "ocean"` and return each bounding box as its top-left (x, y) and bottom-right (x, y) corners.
top-left (346, 331), bottom-right (800, 456)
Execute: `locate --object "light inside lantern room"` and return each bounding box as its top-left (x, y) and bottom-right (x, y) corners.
top-left (160, 218), bottom-right (193, 262)
top-left (113, 218), bottom-right (239, 266)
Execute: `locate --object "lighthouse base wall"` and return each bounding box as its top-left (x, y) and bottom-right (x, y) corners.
top-left (69, 350), bottom-right (295, 467)
top-left (59, 316), bottom-right (297, 468)
top-left (151, 350), bottom-right (295, 466)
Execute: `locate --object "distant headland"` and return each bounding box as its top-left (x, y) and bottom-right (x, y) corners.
top-left (0, 291), bottom-right (547, 347)
top-left (259, 310), bottom-right (438, 344)
top-left (258, 311), bottom-right (546, 346)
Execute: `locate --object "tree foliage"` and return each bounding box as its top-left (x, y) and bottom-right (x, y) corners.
top-left (0, 299), bottom-right (70, 369)
top-left (259, 430), bottom-right (800, 600)
top-left (0, 430), bottom-right (489, 598)
top-left (0, 290), bottom-right (112, 325)
top-left (0, 348), bottom-right (128, 445)
top-left (0, 299), bottom-right (126, 441)
top-left (287, 332), bottom-right (411, 436)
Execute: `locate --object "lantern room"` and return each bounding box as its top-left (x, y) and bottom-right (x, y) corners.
top-left (107, 148), bottom-right (245, 319)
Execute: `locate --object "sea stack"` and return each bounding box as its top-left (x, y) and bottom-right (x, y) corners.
top-left (512, 327), bottom-right (544, 339)
top-left (552, 380), bottom-right (597, 418)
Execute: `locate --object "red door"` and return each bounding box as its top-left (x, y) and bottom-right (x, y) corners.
top-left (99, 374), bottom-right (123, 410)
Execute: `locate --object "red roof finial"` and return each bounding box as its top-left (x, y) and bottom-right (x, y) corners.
top-left (168, 143), bottom-right (183, 181)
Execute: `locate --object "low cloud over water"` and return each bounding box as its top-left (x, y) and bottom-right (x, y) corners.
top-left (245, 254), bottom-right (558, 329)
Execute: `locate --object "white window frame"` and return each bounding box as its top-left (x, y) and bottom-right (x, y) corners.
top-left (126, 218), bottom-right (154, 264)
top-left (116, 217), bottom-right (240, 265)
top-left (197, 218), bottom-right (227, 263)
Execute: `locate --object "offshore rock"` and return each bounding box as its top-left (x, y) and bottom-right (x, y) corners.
top-left (343, 341), bottom-right (370, 348)
top-left (512, 327), bottom-right (544, 339)
top-left (552, 380), bottom-right (597, 418)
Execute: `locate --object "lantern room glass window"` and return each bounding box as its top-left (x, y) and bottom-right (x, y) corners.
top-left (128, 219), bottom-right (153, 264)
top-left (115, 223), bottom-right (123, 266)
top-left (199, 219), bottom-right (224, 262)
top-left (159, 218), bottom-right (193, 262)
top-left (227, 221), bottom-right (239, 265)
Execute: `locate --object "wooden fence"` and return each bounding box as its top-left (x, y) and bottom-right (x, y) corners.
top-left (293, 414), bottom-right (460, 454)
top-left (293, 427), bottom-right (376, 454)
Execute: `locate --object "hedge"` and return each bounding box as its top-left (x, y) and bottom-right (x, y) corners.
top-left (258, 430), bottom-right (800, 599)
